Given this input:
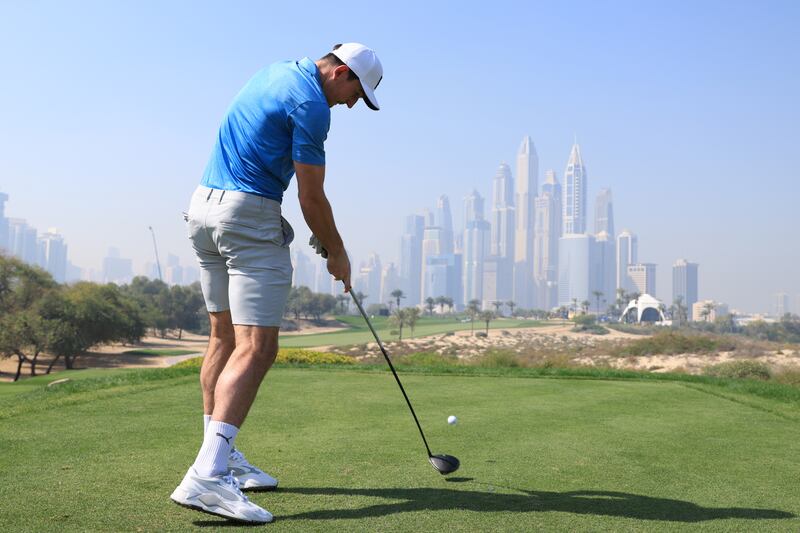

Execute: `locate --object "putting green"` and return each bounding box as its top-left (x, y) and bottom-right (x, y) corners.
top-left (1, 367), bottom-right (798, 531)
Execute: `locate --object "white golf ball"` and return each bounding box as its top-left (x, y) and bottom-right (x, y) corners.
top-left (447, 415), bottom-right (457, 425)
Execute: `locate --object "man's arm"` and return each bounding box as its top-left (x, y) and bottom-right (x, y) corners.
top-left (294, 161), bottom-right (351, 292)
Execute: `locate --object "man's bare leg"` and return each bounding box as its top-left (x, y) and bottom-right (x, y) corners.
top-left (211, 325), bottom-right (279, 428)
top-left (200, 311), bottom-right (236, 415)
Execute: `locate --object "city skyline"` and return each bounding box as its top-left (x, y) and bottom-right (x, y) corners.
top-left (1, 1), bottom-right (798, 313)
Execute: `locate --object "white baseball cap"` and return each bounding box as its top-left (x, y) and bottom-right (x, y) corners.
top-left (331, 43), bottom-right (383, 110)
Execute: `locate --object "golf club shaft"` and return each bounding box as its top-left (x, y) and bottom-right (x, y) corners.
top-left (349, 289), bottom-right (434, 457)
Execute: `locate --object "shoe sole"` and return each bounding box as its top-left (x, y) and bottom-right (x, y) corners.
top-left (241, 484), bottom-right (278, 493)
top-left (170, 495), bottom-right (273, 524)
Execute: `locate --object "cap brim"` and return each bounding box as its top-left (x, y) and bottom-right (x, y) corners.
top-left (361, 81), bottom-right (379, 111)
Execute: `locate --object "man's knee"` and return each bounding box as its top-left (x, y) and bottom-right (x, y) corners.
top-left (234, 326), bottom-right (280, 367)
top-left (209, 310), bottom-right (236, 345)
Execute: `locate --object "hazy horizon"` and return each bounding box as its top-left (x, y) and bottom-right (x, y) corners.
top-left (1, 0), bottom-right (798, 314)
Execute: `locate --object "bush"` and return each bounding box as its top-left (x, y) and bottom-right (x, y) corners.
top-left (173, 348), bottom-right (354, 369)
top-left (474, 350), bottom-right (521, 368)
top-left (398, 351), bottom-right (459, 367)
top-left (616, 331), bottom-right (736, 357)
top-left (704, 360), bottom-right (772, 381)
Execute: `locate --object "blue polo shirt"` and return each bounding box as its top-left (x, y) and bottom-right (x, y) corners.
top-left (200, 57), bottom-right (330, 203)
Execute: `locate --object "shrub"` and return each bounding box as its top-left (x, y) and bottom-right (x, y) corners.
top-left (398, 351), bottom-right (459, 367)
top-left (474, 350), bottom-right (521, 368)
top-left (616, 331), bottom-right (736, 357)
top-left (172, 348), bottom-right (354, 369)
top-left (774, 366), bottom-right (800, 386)
top-left (704, 360), bottom-right (772, 381)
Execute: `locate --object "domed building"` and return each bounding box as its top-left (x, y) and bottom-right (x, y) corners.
top-left (620, 294), bottom-right (668, 324)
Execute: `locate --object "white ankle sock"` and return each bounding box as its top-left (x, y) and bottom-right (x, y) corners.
top-left (203, 414), bottom-right (211, 435)
top-left (193, 420), bottom-right (239, 477)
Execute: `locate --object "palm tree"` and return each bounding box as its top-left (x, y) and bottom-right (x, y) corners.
top-left (491, 300), bottom-right (503, 316)
top-left (424, 297), bottom-right (436, 316)
top-left (467, 299), bottom-right (481, 335)
top-left (435, 295), bottom-right (447, 314)
top-left (581, 300), bottom-right (591, 314)
top-left (571, 298), bottom-right (578, 316)
top-left (406, 307), bottom-right (421, 337)
top-left (444, 297), bottom-right (454, 314)
top-left (390, 308), bottom-right (408, 341)
top-left (335, 294), bottom-right (349, 314)
top-left (355, 291), bottom-right (368, 307)
top-left (506, 300), bottom-right (516, 317)
top-left (701, 301), bottom-right (715, 322)
top-left (592, 290), bottom-right (604, 314)
top-left (390, 289), bottom-right (405, 310)
top-left (479, 310), bottom-right (495, 334)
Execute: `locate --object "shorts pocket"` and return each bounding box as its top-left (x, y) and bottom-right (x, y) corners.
top-left (280, 216), bottom-right (294, 247)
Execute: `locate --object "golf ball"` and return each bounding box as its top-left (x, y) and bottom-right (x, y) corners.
top-left (447, 415), bottom-right (457, 425)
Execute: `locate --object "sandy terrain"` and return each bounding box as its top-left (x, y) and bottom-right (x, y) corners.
top-left (3, 320), bottom-right (798, 381)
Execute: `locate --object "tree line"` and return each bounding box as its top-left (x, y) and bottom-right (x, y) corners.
top-left (0, 256), bottom-right (205, 381)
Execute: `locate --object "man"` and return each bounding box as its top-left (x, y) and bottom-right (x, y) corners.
top-left (171, 43), bottom-right (383, 524)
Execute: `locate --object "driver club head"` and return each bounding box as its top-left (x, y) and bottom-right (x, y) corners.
top-left (429, 454), bottom-right (460, 475)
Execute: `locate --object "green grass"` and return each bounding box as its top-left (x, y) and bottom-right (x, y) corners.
top-left (122, 348), bottom-right (199, 356)
top-left (279, 315), bottom-right (541, 348)
top-left (1, 366), bottom-right (799, 531)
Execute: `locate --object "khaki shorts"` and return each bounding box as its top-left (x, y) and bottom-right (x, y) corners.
top-left (186, 186), bottom-right (294, 327)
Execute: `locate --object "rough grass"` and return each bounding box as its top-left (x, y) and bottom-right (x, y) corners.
top-left (614, 331), bottom-right (738, 356)
top-left (1, 366), bottom-right (800, 531)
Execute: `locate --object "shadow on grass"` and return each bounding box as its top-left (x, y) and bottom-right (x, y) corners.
top-left (264, 485), bottom-right (793, 523)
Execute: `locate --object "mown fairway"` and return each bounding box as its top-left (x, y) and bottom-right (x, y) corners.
top-left (1, 367), bottom-right (799, 532)
top-left (279, 315), bottom-right (542, 348)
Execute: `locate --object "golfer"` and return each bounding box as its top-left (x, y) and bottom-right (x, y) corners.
top-left (171, 43), bottom-right (383, 524)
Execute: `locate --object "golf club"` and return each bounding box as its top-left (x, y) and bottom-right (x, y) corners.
top-left (348, 287), bottom-right (460, 475)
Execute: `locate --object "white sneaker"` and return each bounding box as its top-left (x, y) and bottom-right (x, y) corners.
top-left (170, 467), bottom-right (273, 523)
top-left (229, 448), bottom-right (279, 491)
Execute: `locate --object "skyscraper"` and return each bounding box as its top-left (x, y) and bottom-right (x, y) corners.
top-left (291, 248), bottom-right (314, 289)
top-left (616, 230), bottom-right (638, 294)
top-left (533, 170), bottom-right (562, 309)
top-left (399, 214), bottom-right (424, 305)
top-left (627, 263), bottom-right (657, 297)
top-left (102, 246), bottom-right (133, 284)
top-left (558, 233), bottom-right (594, 309)
top-left (463, 190), bottom-right (490, 305)
top-left (435, 195), bottom-right (454, 255)
top-left (594, 188), bottom-right (614, 237)
top-left (563, 142), bottom-right (587, 234)
top-left (420, 225), bottom-right (443, 303)
top-left (39, 228), bottom-right (68, 283)
top-left (490, 162), bottom-right (515, 259)
top-left (775, 293), bottom-right (790, 317)
top-left (380, 263), bottom-right (399, 305)
top-left (673, 259), bottom-right (699, 320)
top-left (513, 136), bottom-right (538, 308)
top-left (8, 218), bottom-right (37, 265)
top-left (593, 231), bottom-right (616, 311)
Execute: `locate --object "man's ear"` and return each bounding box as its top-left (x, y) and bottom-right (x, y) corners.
top-left (331, 64), bottom-right (350, 80)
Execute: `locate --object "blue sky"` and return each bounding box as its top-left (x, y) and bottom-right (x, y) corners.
top-left (0, 0), bottom-right (798, 312)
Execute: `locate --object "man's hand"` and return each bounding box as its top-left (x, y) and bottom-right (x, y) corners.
top-left (327, 249), bottom-right (352, 293)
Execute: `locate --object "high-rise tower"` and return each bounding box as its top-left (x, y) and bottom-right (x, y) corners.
top-left (490, 162), bottom-right (515, 259)
top-left (399, 214), bottom-right (425, 305)
top-left (594, 188), bottom-right (614, 237)
top-left (533, 170), bottom-right (562, 309)
top-left (463, 190), bottom-right (490, 305)
top-left (673, 259), bottom-right (699, 320)
top-left (436, 195), bottom-right (454, 255)
top-left (513, 136), bottom-right (539, 308)
top-left (616, 230), bottom-right (638, 294)
top-left (563, 142), bottom-right (587, 234)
